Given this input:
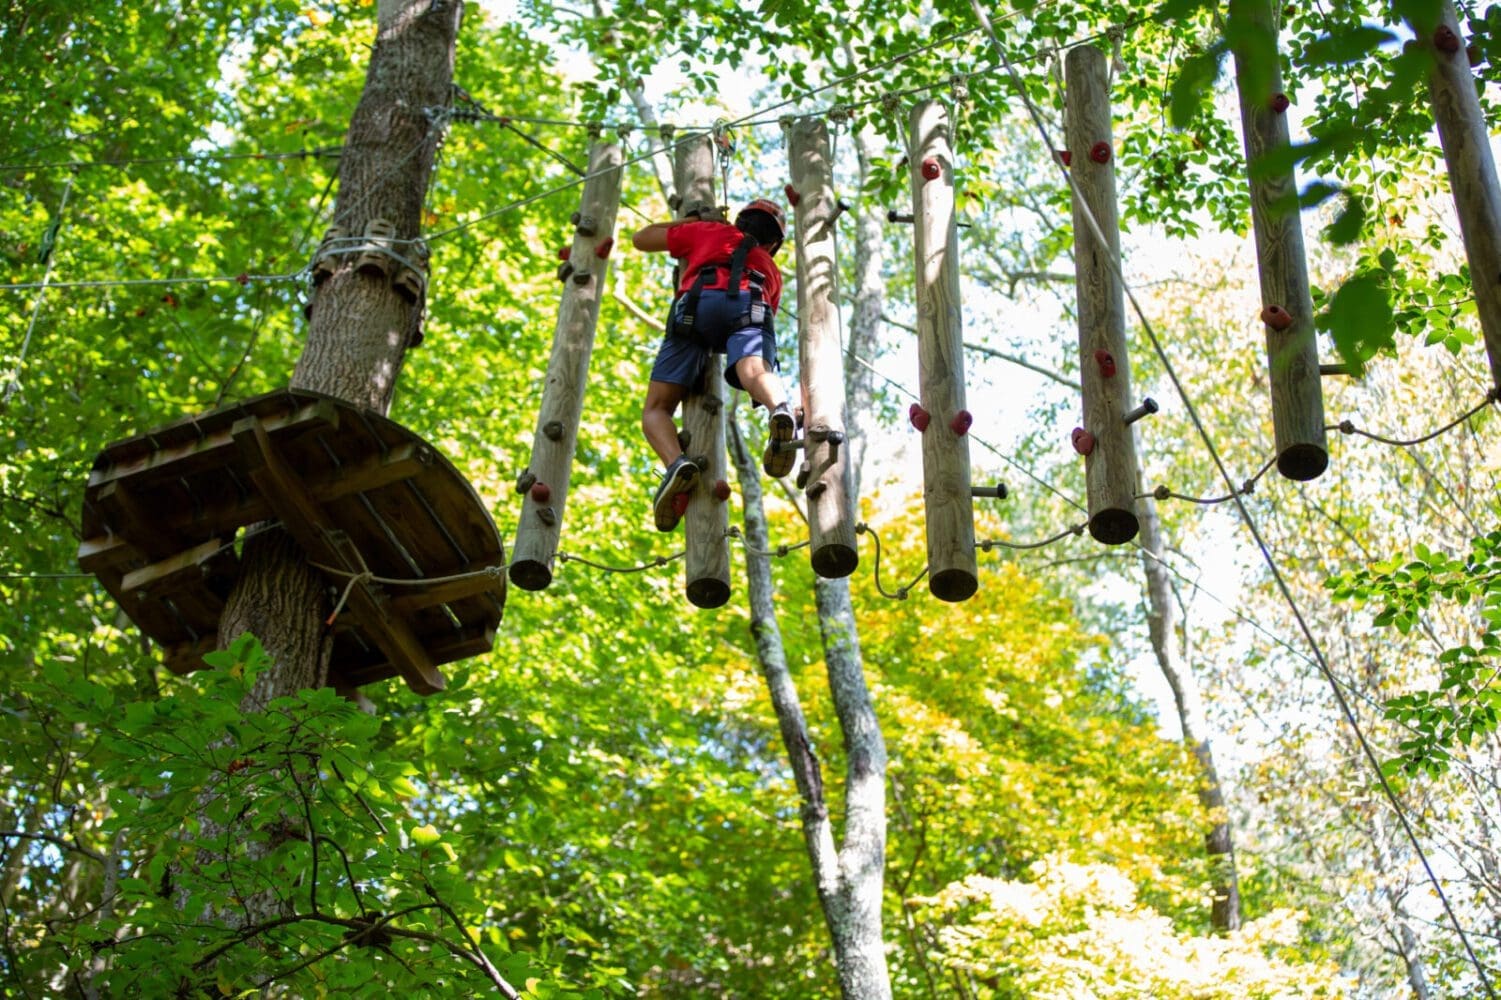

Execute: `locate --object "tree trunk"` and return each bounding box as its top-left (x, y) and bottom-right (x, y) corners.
top-left (1136, 493), bottom-right (1241, 930)
top-left (218, 0), bottom-right (462, 706)
top-left (727, 412), bottom-right (892, 1000)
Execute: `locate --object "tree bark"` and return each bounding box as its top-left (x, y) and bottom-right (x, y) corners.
top-left (1136, 493), bottom-right (1242, 930)
top-left (218, 0), bottom-right (462, 706)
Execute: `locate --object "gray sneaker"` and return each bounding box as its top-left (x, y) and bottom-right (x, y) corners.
top-left (652, 456), bottom-right (699, 531)
top-left (762, 403), bottom-right (796, 478)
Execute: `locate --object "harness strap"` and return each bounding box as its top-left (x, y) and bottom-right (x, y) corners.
top-left (677, 233), bottom-right (760, 336)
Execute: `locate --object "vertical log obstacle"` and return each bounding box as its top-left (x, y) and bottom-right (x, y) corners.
top-left (1066, 45), bottom-right (1142, 545)
top-left (908, 100), bottom-right (978, 603)
top-left (1230, 0), bottom-right (1328, 481)
top-left (675, 134), bottom-right (734, 608)
top-left (785, 117), bottom-right (858, 579)
top-left (509, 138), bottom-right (624, 590)
top-left (1410, 1), bottom-right (1501, 395)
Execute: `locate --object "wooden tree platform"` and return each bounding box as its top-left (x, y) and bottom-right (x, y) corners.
top-left (77, 388), bottom-right (506, 695)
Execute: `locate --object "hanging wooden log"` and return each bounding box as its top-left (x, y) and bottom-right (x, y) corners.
top-left (1409, 1), bottom-right (1501, 394)
top-left (676, 133), bottom-right (733, 608)
top-left (510, 139), bottom-right (625, 590)
top-left (1066, 45), bottom-right (1141, 545)
top-left (1231, 0), bottom-right (1328, 481)
top-left (785, 117), bottom-right (858, 579)
top-left (908, 100), bottom-right (978, 603)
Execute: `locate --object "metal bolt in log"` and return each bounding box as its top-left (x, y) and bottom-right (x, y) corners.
top-left (1123, 397), bottom-right (1159, 425)
top-left (971, 482), bottom-right (1009, 499)
top-left (888, 210), bottom-right (915, 224)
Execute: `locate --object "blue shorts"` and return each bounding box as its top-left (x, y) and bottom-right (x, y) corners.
top-left (650, 288), bottom-right (778, 391)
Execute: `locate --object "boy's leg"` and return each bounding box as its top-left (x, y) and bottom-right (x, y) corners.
top-left (642, 379), bottom-right (689, 467)
top-left (731, 355), bottom-right (786, 411)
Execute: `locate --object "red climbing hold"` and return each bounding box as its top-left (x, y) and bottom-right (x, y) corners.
top-left (1269, 92), bottom-right (1290, 114)
top-left (921, 158), bottom-right (941, 181)
top-left (908, 403), bottom-right (930, 432)
top-left (1094, 349), bottom-right (1116, 378)
top-left (558, 246), bottom-right (571, 261)
top-left (1434, 25), bottom-right (1461, 54)
top-left (530, 482), bottom-right (552, 504)
top-left (1261, 305), bottom-right (1294, 331)
top-left (713, 479), bottom-right (731, 502)
top-left (1055, 149), bottom-right (1073, 167)
top-left (784, 183), bottom-right (800, 207)
top-left (1089, 142), bottom-right (1112, 164)
top-left (1071, 427), bottom-right (1096, 456)
top-left (595, 237), bottom-right (614, 260)
top-left (949, 410), bottom-right (973, 436)
top-left (671, 491), bottom-right (691, 517)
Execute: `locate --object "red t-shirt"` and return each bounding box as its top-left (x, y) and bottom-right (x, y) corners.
top-left (666, 220), bottom-right (782, 312)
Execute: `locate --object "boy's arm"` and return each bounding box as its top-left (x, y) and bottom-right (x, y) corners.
top-left (631, 218), bottom-right (695, 253)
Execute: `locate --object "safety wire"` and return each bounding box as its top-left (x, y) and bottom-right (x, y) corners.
top-left (965, 1), bottom-right (1495, 990)
top-left (5, 174), bottom-right (73, 402)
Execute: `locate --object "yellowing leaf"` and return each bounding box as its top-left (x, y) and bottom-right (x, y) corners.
top-left (410, 823), bottom-right (441, 846)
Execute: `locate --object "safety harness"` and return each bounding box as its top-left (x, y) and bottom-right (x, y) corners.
top-left (672, 232), bottom-right (767, 341)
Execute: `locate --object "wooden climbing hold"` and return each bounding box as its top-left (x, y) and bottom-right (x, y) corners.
top-left (536, 506), bottom-right (557, 526)
top-left (529, 481), bottom-right (551, 504)
top-left (355, 218), bottom-right (398, 278)
top-left (556, 261), bottom-right (574, 282)
top-left (909, 402), bottom-right (930, 431)
top-left (1089, 141), bottom-right (1112, 164)
top-left (310, 227), bottom-right (346, 285)
top-left (542, 420), bottom-right (564, 441)
top-left (571, 270), bottom-right (591, 286)
top-left (949, 410), bottom-right (972, 436)
top-left (921, 157), bottom-right (942, 180)
top-left (1269, 92), bottom-right (1290, 113)
top-left (574, 213), bottom-right (598, 237)
top-left (393, 239), bottom-right (429, 303)
top-left (1071, 427), bottom-right (1096, 456)
top-left (1261, 304), bottom-right (1294, 330)
top-left (1094, 348), bottom-right (1116, 378)
top-left (515, 468), bottom-right (536, 494)
top-left (784, 183), bottom-right (800, 206)
top-left (712, 479), bottom-right (731, 502)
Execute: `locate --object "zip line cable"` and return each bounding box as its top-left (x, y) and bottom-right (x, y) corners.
top-left (966, 1), bottom-right (1496, 989)
top-left (0, 146), bottom-right (342, 175)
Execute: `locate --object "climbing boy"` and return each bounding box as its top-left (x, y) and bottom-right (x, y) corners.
top-left (631, 199), bottom-right (795, 531)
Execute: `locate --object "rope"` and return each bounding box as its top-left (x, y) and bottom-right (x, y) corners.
top-left (1330, 392), bottom-right (1496, 448)
top-left (725, 525), bottom-right (811, 559)
top-left (855, 522), bottom-right (929, 600)
top-left (5, 175), bottom-right (72, 402)
top-left (0, 146), bottom-right (342, 174)
top-left (977, 522), bottom-right (1088, 551)
top-left (556, 550), bottom-right (684, 573)
top-left (0, 271), bottom-right (303, 293)
top-left (967, 3), bottom-right (1496, 989)
top-left (1140, 454), bottom-right (1278, 505)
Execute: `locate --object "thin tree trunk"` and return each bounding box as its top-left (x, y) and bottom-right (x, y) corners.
top-left (727, 411), bottom-right (892, 1000)
top-left (1136, 492), bottom-right (1241, 930)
